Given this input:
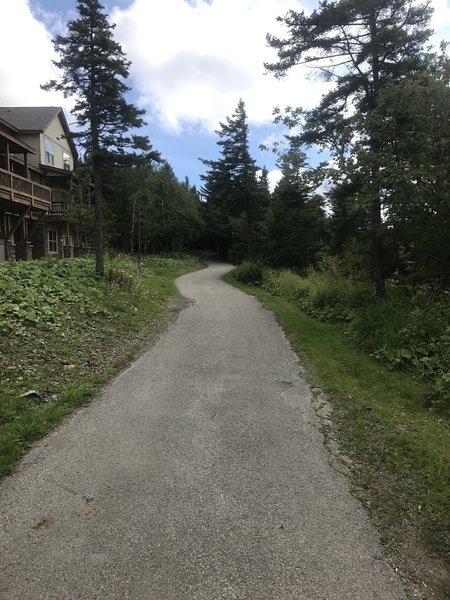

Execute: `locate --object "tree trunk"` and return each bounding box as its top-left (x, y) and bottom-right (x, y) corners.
top-left (368, 9), bottom-right (385, 299)
top-left (93, 155), bottom-right (104, 276)
top-left (371, 194), bottom-right (385, 299)
top-left (245, 193), bottom-right (253, 258)
top-left (246, 214), bottom-right (252, 258)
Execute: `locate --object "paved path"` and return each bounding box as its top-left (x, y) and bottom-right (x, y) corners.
top-left (0, 263), bottom-right (406, 599)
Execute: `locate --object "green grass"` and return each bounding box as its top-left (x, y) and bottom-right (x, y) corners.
top-left (0, 254), bottom-right (200, 477)
top-left (225, 272), bottom-right (450, 596)
top-left (234, 262), bottom-right (449, 411)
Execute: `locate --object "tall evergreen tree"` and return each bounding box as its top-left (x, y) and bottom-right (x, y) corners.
top-left (200, 100), bottom-right (261, 259)
top-left (266, 0), bottom-right (434, 297)
top-left (362, 51), bottom-right (450, 284)
top-left (257, 167), bottom-right (272, 208)
top-left (325, 175), bottom-right (372, 278)
top-left (43, 0), bottom-right (150, 275)
top-left (265, 141), bottom-right (325, 269)
top-left (200, 156), bottom-right (233, 257)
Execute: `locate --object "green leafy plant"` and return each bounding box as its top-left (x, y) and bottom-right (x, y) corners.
top-left (231, 265), bottom-right (449, 410)
top-left (0, 254), bottom-right (200, 477)
top-left (233, 261), bottom-right (266, 285)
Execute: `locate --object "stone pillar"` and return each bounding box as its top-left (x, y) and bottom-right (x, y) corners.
top-left (30, 224), bottom-right (47, 259)
top-left (5, 242), bottom-right (16, 261)
top-left (63, 245), bottom-right (74, 258)
top-left (74, 246), bottom-right (90, 257)
top-left (15, 241), bottom-right (33, 261)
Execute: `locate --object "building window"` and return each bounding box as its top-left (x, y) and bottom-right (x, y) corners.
top-left (63, 152), bottom-right (71, 171)
top-left (48, 229), bottom-right (58, 253)
top-left (44, 138), bottom-right (54, 165)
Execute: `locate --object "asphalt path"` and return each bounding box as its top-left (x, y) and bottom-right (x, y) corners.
top-left (0, 262), bottom-right (406, 599)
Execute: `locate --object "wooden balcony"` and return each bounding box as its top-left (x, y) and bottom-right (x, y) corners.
top-left (0, 167), bottom-right (51, 211)
top-left (49, 189), bottom-right (72, 216)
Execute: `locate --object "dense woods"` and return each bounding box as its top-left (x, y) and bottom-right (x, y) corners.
top-left (202, 0), bottom-right (449, 292)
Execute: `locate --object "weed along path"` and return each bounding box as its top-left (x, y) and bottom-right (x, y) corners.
top-left (0, 262), bottom-right (406, 600)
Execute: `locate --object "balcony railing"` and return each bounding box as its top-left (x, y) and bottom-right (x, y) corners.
top-left (0, 167), bottom-right (51, 210)
top-left (49, 189), bottom-right (71, 215)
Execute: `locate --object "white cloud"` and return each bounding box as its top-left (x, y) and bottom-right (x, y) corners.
top-left (267, 168), bottom-right (283, 192)
top-left (431, 0), bottom-right (450, 31)
top-left (0, 0), bottom-right (68, 108)
top-left (112, 0), bottom-right (331, 132)
top-left (112, 0), bottom-right (450, 134)
top-left (259, 131), bottom-right (286, 150)
top-left (1, 0), bottom-right (449, 136)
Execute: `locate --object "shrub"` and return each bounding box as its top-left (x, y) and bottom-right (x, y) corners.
top-left (350, 300), bottom-right (413, 353)
top-left (261, 270), bottom-right (302, 297)
top-left (259, 269), bottom-right (282, 295)
top-left (106, 267), bottom-right (136, 293)
top-left (233, 261), bottom-right (266, 285)
top-left (237, 264), bottom-right (449, 411)
top-left (433, 372), bottom-right (450, 411)
top-left (267, 269), bottom-right (373, 323)
top-left (143, 254), bottom-right (198, 273)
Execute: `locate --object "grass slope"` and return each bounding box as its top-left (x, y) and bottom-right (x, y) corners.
top-left (225, 272), bottom-right (450, 599)
top-left (0, 254), bottom-right (199, 477)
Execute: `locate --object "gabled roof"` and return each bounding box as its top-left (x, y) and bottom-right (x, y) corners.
top-left (0, 107), bottom-right (78, 160)
top-left (0, 107), bottom-right (61, 131)
top-left (0, 116), bottom-right (19, 132)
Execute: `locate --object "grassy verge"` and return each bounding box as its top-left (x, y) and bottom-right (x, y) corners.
top-left (0, 254), bottom-right (200, 477)
top-left (225, 272), bottom-right (450, 599)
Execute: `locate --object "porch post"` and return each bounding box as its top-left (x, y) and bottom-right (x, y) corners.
top-left (5, 141), bottom-right (10, 171)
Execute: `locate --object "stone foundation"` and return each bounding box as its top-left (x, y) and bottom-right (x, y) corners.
top-left (15, 241), bottom-right (33, 261)
top-left (31, 224), bottom-right (47, 259)
top-left (74, 246), bottom-right (92, 257)
top-left (63, 245), bottom-right (74, 258)
top-left (5, 242), bottom-right (16, 261)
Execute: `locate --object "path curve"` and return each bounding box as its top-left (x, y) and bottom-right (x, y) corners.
top-left (0, 262), bottom-right (405, 599)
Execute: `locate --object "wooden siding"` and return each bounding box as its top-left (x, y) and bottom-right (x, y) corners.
top-left (43, 116), bottom-right (74, 170)
top-left (14, 133), bottom-right (40, 166)
top-left (15, 116), bottom-right (74, 172)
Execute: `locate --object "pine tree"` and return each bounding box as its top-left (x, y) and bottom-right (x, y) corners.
top-left (265, 141), bottom-right (325, 269)
top-left (200, 99), bottom-right (261, 259)
top-left (42, 0), bottom-right (149, 275)
top-left (363, 51), bottom-right (450, 285)
top-left (266, 0), bottom-right (433, 297)
top-left (256, 167), bottom-right (272, 212)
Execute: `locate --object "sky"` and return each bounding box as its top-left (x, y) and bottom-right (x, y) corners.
top-left (1, 0), bottom-right (449, 192)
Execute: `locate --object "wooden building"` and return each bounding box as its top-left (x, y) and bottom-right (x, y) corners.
top-left (0, 107), bottom-right (91, 261)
